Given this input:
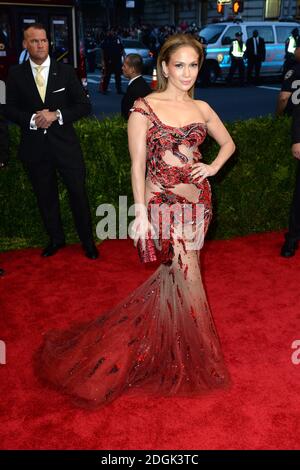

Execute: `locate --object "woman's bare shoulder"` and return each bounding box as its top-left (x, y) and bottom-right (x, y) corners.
top-left (145, 92), bottom-right (165, 103)
top-left (194, 100), bottom-right (214, 120)
top-left (194, 99), bottom-right (212, 112)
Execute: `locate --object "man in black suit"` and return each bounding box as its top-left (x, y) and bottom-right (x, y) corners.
top-left (0, 106), bottom-right (8, 169)
top-left (246, 30), bottom-right (266, 85)
top-left (121, 53), bottom-right (151, 119)
top-left (0, 106), bottom-right (9, 276)
top-left (4, 23), bottom-right (98, 259)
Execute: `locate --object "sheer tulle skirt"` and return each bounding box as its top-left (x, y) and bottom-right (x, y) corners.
top-left (35, 179), bottom-right (231, 409)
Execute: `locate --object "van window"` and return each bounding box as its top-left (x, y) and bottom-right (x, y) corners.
top-left (198, 24), bottom-right (226, 44)
top-left (276, 25), bottom-right (298, 43)
top-left (221, 26), bottom-right (242, 45)
top-left (246, 26), bottom-right (274, 43)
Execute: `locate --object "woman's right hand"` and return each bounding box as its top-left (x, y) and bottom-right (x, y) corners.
top-left (130, 214), bottom-right (156, 248)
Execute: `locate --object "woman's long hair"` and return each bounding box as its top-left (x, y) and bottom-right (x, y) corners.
top-left (156, 34), bottom-right (204, 98)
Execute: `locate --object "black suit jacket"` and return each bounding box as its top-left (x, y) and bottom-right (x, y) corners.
top-left (245, 37), bottom-right (266, 62)
top-left (121, 76), bottom-right (151, 120)
top-left (0, 105), bottom-right (9, 164)
top-left (4, 59), bottom-right (91, 164)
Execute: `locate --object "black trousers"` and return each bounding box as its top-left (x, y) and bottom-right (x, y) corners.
top-left (23, 149), bottom-right (94, 247)
top-left (287, 160), bottom-right (300, 242)
top-left (0, 115), bottom-right (9, 165)
top-left (227, 58), bottom-right (245, 85)
top-left (101, 63), bottom-right (122, 92)
top-left (247, 57), bottom-right (262, 83)
top-left (283, 54), bottom-right (295, 76)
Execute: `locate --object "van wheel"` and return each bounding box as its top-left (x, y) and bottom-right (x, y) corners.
top-left (197, 62), bottom-right (219, 87)
top-left (207, 63), bottom-right (219, 84)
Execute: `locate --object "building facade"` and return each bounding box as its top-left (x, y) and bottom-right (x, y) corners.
top-left (81, 0), bottom-right (145, 30)
top-left (81, 1), bottom-right (300, 31)
top-left (142, 1), bottom-right (300, 27)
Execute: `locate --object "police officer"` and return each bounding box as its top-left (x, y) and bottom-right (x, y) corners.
top-left (227, 32), bottom-right (246, 86)
top-left (283, 27), bottom-right (299, 76)
top-left (276, 46), bottom-right (300, 117)
top-left (281, 103), bottom-right (300, 257)
top-left (276, 45), bottom-right (300, 257)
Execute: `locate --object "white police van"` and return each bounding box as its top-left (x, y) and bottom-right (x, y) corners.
top-left (199, 20), bottom-right (300, 83)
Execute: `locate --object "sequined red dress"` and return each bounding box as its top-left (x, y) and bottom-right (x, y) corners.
top-left (35, 97), bottom-right (231, 408)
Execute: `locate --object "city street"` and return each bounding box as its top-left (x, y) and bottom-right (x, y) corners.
top-left (87, 72), bottom-right (282, 122)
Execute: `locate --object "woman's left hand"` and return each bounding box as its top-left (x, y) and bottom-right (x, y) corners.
top-left (190, 162), bottom-right (218, 183)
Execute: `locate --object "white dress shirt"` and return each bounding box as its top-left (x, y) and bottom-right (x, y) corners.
top-left (29, 55), bottom-right (63, 130)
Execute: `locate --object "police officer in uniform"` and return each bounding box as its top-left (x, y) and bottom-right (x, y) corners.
top-left (276, 45), bottom-right (300, 256)
top-left (281, 103), bottom-right (300, 257)
top-left (276, 46), bottom-right (300, 117)
top-left (283, 27), bottom-right (299, 76)
top-left (227, 31), bottom-right (246, 86)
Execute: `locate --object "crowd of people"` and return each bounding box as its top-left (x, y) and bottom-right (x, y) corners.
top-left (85, 22), bottom-right (300, 89)
top-left (86, 21), bottom-right (202, 58)
top-left (85, 22), bottom-right (205, 75)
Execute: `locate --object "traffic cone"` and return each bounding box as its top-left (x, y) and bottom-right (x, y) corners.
top-left (151, 68), bottom-right (157, 90)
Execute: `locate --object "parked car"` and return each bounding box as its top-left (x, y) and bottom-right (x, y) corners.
top-left (121, 38), bottom-right (154, 73)
top-left (199, 20), bottom-right (300, 84)
top-left (94, 38), bottom-right (154, 74)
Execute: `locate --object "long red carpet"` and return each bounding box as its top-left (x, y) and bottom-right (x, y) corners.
top-left (0, 231), bottom-right (300, 450)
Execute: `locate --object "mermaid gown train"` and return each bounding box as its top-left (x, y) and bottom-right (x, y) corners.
top-left (35, 97), bottom-right (230, 408)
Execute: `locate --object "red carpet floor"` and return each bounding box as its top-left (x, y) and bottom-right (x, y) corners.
top-left (0, 231), bottom-right (300, 450)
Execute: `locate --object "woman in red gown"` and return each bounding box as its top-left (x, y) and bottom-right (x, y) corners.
top-left (36, 34), bottom-right (235, 408)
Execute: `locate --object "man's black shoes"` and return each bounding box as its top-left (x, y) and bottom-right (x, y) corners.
top-left (281, 237), bottom-right (298, 258)
top-left (41, 242), bottom-right (66, 257)
top-left (41, 241), bottom-right (99, 259)
top-left (83, 244), bottom-right (99, 260)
